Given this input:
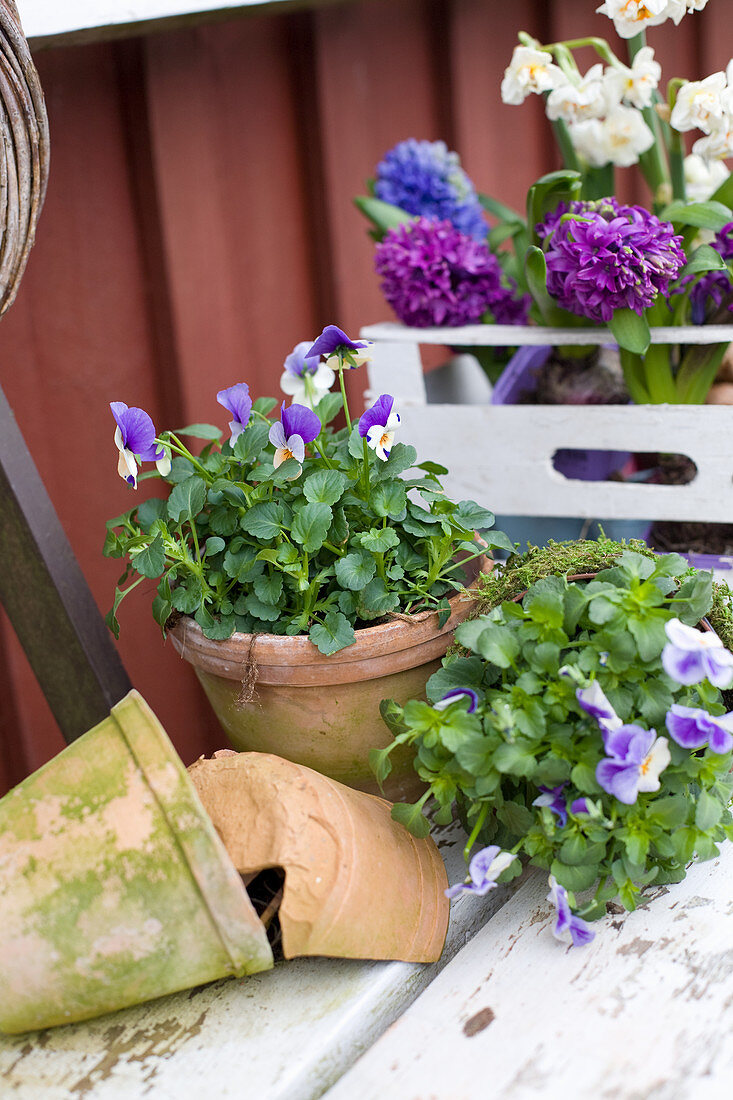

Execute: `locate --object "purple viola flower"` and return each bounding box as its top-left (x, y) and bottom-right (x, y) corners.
top-left (268, 402), bottom-right (322, 471)
top-left (688, 222), bottom-right (733, 325)
top-left (539, 198), bottom-right (685, 323)
top-left (111, 402), bottom-right (170, 489)
top-left (433, 688), bottom-right (480, 713)
top-left (532, 783), bottom-right (568, 828)
top-left (217, 383), bottom-right (253, 445)
top-left (358, 394), bottom-right (401, 461)
top-left (280, 341), bottom-right (335, 406)
top-left (576, 682), bottom-right (623, 738)
top-left (445, 845), bottom-right (517, 899)
top-left (374, 216), bottom-right (531, 328)
top-left (547, 876), bottom-right (595, 948)
top-left (662, 618), bottom-right (733, 689)
top-left (305, 325), bottom-right (373, 369)
top-left (666, 703), bottom-right (733, 755)
top-left (570, 797), bottom-right (592, 815)
top-left (596, 724), bottom-right (671, 805)
top-left (374, 138), bottom-right (488, 241)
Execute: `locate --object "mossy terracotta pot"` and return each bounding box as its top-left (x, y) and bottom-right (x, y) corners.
top-left (189, 752), bottom-right (449, 962)
top-left (170, 555), bottom-right (488, 801)
top-left (0, 691), bottom-right (273, 1035)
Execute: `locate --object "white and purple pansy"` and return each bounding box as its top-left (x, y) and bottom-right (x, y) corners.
top-left (433, 688), bottom-right (479, 713)
top-left (547, 875), bottom-right (595, 948)
top-left (358, 394), bottom-right (401, 461)
top-left (445, 845), bottom-right (517, 899)
top-left (111, 402), bottom-right (170, 489)
top-left (576, 681), bottom-right (622, 738)
top-left (305, 324), bottom-right (373, 369)
top-left (666, 703), bottom-right (733, 755)
top-left (662, 618), bottom-right (733, 689)
top-left (216, 382), bottom-right (253, 445)
top-left (596, 724), bottom-right (671, 805)
top-left (268, 402), bottom-right (322, 472)
top-left (280, 341), bottom-right (335, 405)
top-left (532, 783), bottom-right (568, 827)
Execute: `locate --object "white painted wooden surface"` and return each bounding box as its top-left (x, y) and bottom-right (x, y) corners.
top-left (17, 0), bottom-right (296, 41)
top-left (325, 841), bottom-right (733, 1100)
top-left (362, 320), bottom-right (733, 348)
top-left (0, 821), bottom-right (523, 1099)
top-left (362, 332), bottom-right (733, 523)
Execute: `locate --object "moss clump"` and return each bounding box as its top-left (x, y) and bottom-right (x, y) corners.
top-left (475, 537), bottom-right (656, 615)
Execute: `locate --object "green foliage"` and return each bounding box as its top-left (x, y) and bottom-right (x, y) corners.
top-left (380, 544), bottom-right (733, 919)
top-left (105, 388), bottom-right (502, 651)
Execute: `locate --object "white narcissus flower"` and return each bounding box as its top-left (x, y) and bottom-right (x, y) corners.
top-left (570, 105), bottom-right (654, 168)
top-left (604, 47), bottom-right (661, 110)
top-left (693, 123), bottom-right (733, 163)
top-left (501, 46), bottom-right (565, 106)
top-left (546, 65), bottom-right (607, 124)
top-left (596, 0), bottom-right (669, 39)
top-left (671, 72), bottom-right (728, 135)
top-left (684, 154), bottom-right (730, 201)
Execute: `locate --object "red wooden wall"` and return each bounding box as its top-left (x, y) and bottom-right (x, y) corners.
top-left (0, 0), bottom-right (730, 792)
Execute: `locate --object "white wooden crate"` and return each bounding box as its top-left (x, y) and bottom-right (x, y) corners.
top-left (361, 322), bottom-right (733, 525)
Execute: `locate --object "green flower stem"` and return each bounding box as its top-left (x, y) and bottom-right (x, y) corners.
top-left (676, 342), bottom-right (729, 404)
top-left (583, 164), bottom-right (614, 201)
top-left (546, 36), bottom-right (618, 66)
top-left (463, 802), bottom-right (490, 864)
top-left (323, 541), bottom-right (345, 557)
top-left (439, 546), bottom-right (487, 577)
top-left (361, 435), bottom-right (371, 498)
top-left (643, 344), bottom-right (681, 403)
top-left (619, 348), bottom-right (652, 404)
top-left (163, 434), bottom-right (212, 481)
top-left (550, 117), bottom-right (581, 173)
top-left (188, 520), bottom-right (202, 564)
top-left (337, 359), bottom-right (353, 433)
top-left (627, 31), bottom-right (670, 205)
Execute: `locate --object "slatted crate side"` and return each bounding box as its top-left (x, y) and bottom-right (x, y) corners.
top-left (362, 331), bottom-right (733, 524)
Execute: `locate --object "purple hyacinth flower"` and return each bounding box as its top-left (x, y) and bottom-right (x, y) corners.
top-left (547, 876), bottom-right (595, 948)
top-left (666, 703), bottom-right (733, 755)
top-left (445, 845), bottom-right (517, 899)
top-left (111, 401), bottom-right (168, 489)
top-left (217, 383), bottom-right (253, 445)
top-left (688, 223), bottom-right (733, 325)
top-left (532, 783), bottom-right (568, 827)
top-left (433, 688), bottom-right (480, 713)
top-left (268, 402), bottom-right (322, 471)
top-left (374, 216), bottom-right (530, 328)
top-left (539, 198), bottom-right (685, 323)
top-left (662, 618), bottom-right (733, 689)
top-left (305, 325), bottom-right (372, 368)
top-left (358, 394), bottom-right (401, 461)
top-left (576, 682), bottom-right (623, 737)
top-left (596, 724), bottom-right (671, 805)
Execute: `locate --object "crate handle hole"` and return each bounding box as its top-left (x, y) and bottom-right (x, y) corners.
top-left (551, 450), bottom-right (698, 486)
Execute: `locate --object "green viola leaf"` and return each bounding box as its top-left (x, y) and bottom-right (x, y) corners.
top-left (171, 577), bottom-right (203, 614)
top-left (453, 500), bottom-right (496, 532)
top-left (359, 576), bottom-right (400, 617)
top-left (609, 307), bottom-right (651, 355)
top-left (524, 577), bottom-right (566, 629)
top-left (137, 497), bottom-right (168, 531)
top-left (335, 549), bottom-right (377, 591)
top-left (210, 480), bottom-right (248, 508)
top-left (675, 571), bottom-right (713, 625)
top-left (695, 790), bottom-right (724, 832)
top-left (204, 536), bottom-right (225, 557)
top-left (628, 616), bottom-right (667, 662)
top-left (241, 502), bottom-right (286, 541)
top-left (369, 746), bottom-right (394, 787)
top-left (315, 392), bottom-right (343, 426)
top-left (173, 423), bottom-right (222, 441)
top-left (550, 859), bottom-right (598, 893)
top-left (131, 534), bottom-right (166, 579)
top-left (497, 800), bottom-right (535, 836)
top-left (152, 591), bottom-right (172, 633)
top-left (390, 800), bottom-right (431, 839)
top-left (244, 592), bottom-right (281, 622)
top-left (371, 479), bottom-right (407, 519)
top-left (303, 469), bottom-right (349, 506)
top-left (471, 623), bottom-right (520, 668)
top-left (291, 501), bottom-right (333, 553)
top-left (649, 794), bottom-right (689, 829)
top-left (309, 610), bottom-right (356, 655)
top-left (167, 476), bottom-right (208, 523)
top-left (253, 571), bottom-right (283, 605)
top-left (357, 527), bottom-right (400, 553)
top-left (252, 396), bottom-right (277, 415)
top-left (233, 420), bottom-right (271, 464)
top-left (200, 612), bottom-right (237, 640)
top-left (426, 656), bottom-right (484, 702)
top-left (375, 443), bottom-right (418, 481)
top-left (493, 741), bottom-right (537, 778)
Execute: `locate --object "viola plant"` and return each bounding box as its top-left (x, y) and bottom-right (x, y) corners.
top-left (374, 548), bottom-right (733, 944)
top-left (355, 3), bottom-right (733, 405)
top-left (103, 324), bottom-right (512, 654)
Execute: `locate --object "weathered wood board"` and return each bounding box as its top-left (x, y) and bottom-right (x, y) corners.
top-left (325, 841), bottom-right (733, 1100)
top-left (0, 821), bottom-right (522, 1099)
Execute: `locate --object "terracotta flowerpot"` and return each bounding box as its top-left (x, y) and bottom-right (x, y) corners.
top-left (170, 555), bottom-right (488, 800)
top-left (188, 752), bottom-right (449, 962)
top-left (0, 691), bottom-right (273, 1035)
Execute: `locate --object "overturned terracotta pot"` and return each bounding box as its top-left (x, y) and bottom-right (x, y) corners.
top-left (171, 554), bottom-right (488, 801)
top-left (0, 692), bottom-right (273, 1035)
top-left (188, 752), bottom-right (449, 963)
